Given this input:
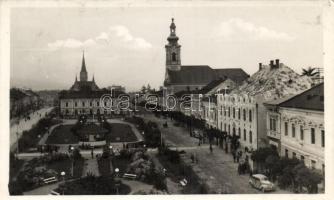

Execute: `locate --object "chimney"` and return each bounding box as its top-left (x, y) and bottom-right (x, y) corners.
top-left (275, 59), bottom-right (280, 68)
top-left (259, 63), bottom-right (262, 71)
top-left (270, 60), bottom-right (274, 69)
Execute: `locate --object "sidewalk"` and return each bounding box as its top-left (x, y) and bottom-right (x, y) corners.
top-left (10, 107), bottom-right (53, 149)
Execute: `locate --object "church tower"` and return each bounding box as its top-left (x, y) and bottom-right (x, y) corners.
top-left (80, 52), bottom-right (88, 82)
top-left (165, 18), bottom-right (181, 71)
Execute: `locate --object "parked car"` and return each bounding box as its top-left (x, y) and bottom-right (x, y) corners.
top-left (249, 174), bottom-right (275, 192)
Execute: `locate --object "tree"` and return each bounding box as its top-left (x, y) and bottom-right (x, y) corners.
top-left (302, 67), bottom-right (319, 77)
top-left (141, 85), bottom-right (147, 94)
top-left (294, 164), bottom-right (323, 193)
top-left (147, 84), bottom-right (151, 93)
top-left (251, 147), bottom-right (278, 172)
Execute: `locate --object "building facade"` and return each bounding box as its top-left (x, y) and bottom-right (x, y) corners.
top-left (59, 53), bottom-right (124, 117)
top-left (265, 83), bottom-right (324, 171)
top-left (217, 94), bottom-right (258, 151)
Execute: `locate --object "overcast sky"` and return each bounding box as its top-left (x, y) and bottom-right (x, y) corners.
top-left (10, 5), bottom-right (322, 91)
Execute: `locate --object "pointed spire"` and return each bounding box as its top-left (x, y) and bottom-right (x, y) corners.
top-left (81, 51), bottom-right (87, 73)
top-left (75, 75), bottom-right (78, 82)
top-left (92, 74), bottom-right (95, 82)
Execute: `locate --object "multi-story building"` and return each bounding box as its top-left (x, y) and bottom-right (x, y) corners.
top-left (265, 83), bottom-right (324, 171)
top-left (216, 60), bottom-right (314, 152)
top-left (10, 88), bottom-right (41, 118)
top-left (59, 53), bottom-right (125, 117)
top-left (217, 94), bottom-right (258, 151)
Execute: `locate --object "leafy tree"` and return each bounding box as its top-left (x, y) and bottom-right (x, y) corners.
top-left (147, 84), bottom-right (151, 93)
top-left (251, 147), bottom-right (278, 172)
top-left (294, 164), bottom-right (323, 193)
top-left (302, 67), bottom-right (319, 77)
top-left (141, 85), bottom-right (147, 94)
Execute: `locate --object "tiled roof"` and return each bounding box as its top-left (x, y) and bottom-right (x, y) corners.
top-left (277, 83), bottom-right (324, 111)
top-left (199, 78), bottom-right (226, 94)
top-left (59, 88), bottom-right (126, 99)
top-left (165, 65), bottom-right (248, 86)
top-left (70, 81), bottom-right (99, 91)
top-left (263, 94), bottom-right (297, 106)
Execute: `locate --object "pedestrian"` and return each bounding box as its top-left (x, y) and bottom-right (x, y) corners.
top-left (236, 154), bottom-right (240, 163)
top-left (210, 145), bottom-right (213, 153)
top-left (232, 151), bottom-right (236, 163)
top-left (91, 148), bottom-right (94, 159)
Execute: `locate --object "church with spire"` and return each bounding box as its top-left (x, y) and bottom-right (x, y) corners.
top-left (164, 18), bottom-right (249, 94)
top-left (58, 53), bottom-right (124, 117)
top-left (70, 53), bottom-right (99, 91)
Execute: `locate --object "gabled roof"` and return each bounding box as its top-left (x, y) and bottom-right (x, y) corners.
top-left (165, 65), bottom-right (248, 86)
top-left (199, 78), bottom-right (226, 94)
top-left (278, 83), bottom-right (324, 111)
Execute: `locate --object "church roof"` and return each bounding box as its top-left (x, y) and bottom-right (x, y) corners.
top-left (165, 65), bottom-right (248, 86)
top-left (70, 80), bottom-right (99, 92)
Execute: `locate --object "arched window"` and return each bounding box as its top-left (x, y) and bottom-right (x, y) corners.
top-left (249, 131), bottom-right (253, 143)
top-left (243, 109), bottom-right (246, 121)
top-left (172, 52), bottom-right (177, 62)
top-left (249, 110), bottom-right (252, 122)
top-left (233, 107), bottom-right (235, 118)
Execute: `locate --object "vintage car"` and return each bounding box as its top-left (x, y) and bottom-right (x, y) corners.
top-left (249, 174), bottom-right (275, 192)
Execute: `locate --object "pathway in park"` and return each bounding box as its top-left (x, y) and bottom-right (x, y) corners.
top-left (23, 182), bottom-right (60, 195)
top-left (82, 158), bottom-right (101, 177)
top-left (10, 107), bottom-right (53, 150)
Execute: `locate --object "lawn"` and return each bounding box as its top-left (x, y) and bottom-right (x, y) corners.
top-left (106, 123), bottom-right (138, 143)
top-left (47, 157), bottom-right (84, 178)
top-left (112, 156), bottom-right (132, 175)
top-left (46, 125), bottom-right (79, 144)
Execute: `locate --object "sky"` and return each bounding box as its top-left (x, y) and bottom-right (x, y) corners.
top-left (10, 5), bottom-right (323, 91)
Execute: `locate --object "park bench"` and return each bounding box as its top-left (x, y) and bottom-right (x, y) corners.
top-left (49, 190), bottom-right (60, 195)
top-left (123, 173), bottom-right (137, 179)
top-left (43, 176), bottom-right (58, 185)
top-left (179, 178), bottom-right (188, 187)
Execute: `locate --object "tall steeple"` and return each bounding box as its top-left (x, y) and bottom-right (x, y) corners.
top-left (80, 51), bottom-right (88, 82)
top-left (165, 18), bottom-right (181, 71)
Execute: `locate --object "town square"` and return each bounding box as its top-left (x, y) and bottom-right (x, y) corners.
top-left (3, 1), bottom-right (329, 196)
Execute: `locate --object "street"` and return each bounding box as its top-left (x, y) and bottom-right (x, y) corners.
top-left (143, 113), bottom-right (290, 194)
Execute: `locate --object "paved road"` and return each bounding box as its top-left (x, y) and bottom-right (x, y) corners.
top-left (10, 107), bottom-right (53, 150)
top-left (142, 113), bottom-right (291, 194)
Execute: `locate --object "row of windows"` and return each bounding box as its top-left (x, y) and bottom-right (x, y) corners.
top-left (220, 106), bottom-right (253, 122)
top-left (221, 123), bottom-right (253, 144)
top-left (284, 122), bottom-right (325, 147)
top-left (284, 149), bottom-right (323, 170)
top-left (219, 95), bottom-right (252, 103)
top-left (65, 101), bottom-right (115, 108)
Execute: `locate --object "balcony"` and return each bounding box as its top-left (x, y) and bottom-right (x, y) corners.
top-left (267, 129), bottom-right (280, 139)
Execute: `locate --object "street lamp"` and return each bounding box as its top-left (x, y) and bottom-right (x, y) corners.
top-left (60, 171), bottom-right (66, 195)
top-left (114, 168), bottom-right (120, 195)
top-left (70, 147), bottom-right (75, 177)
